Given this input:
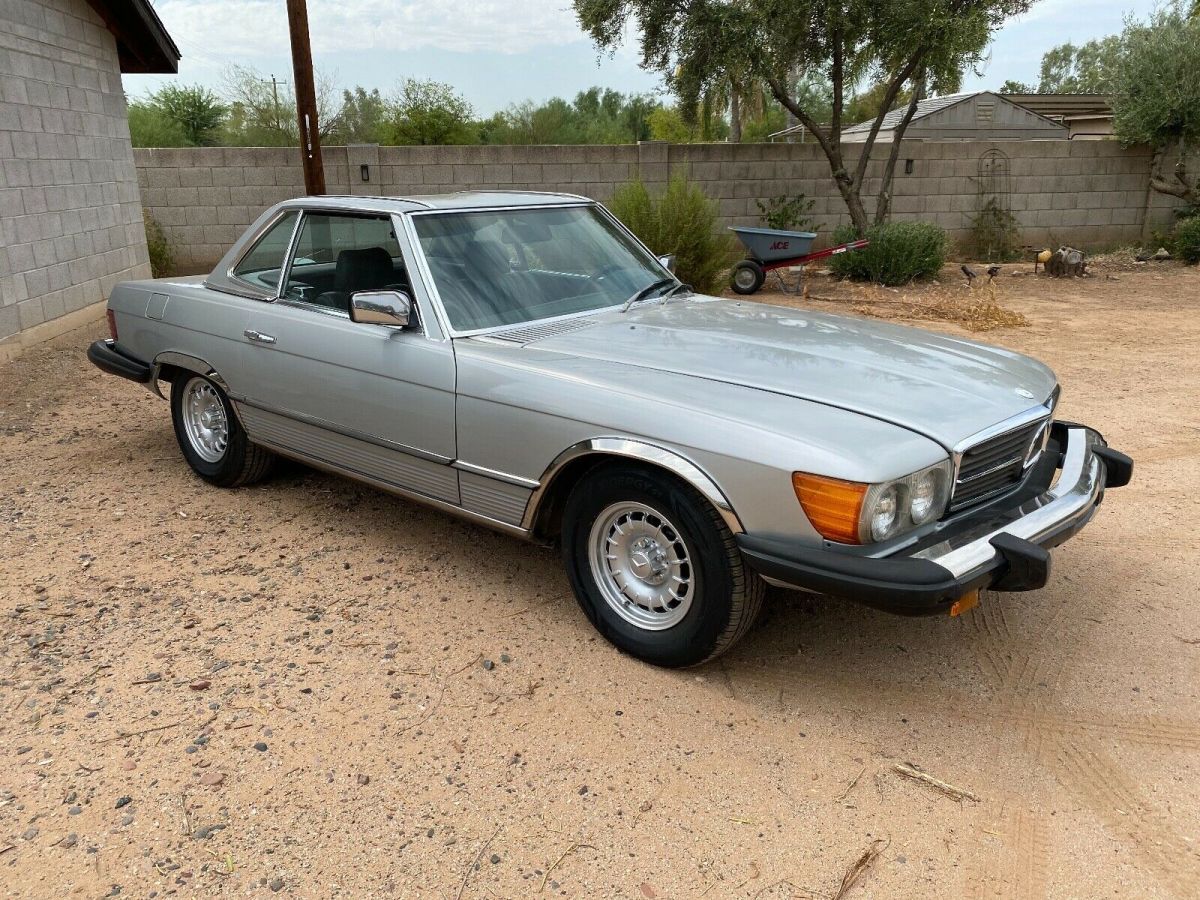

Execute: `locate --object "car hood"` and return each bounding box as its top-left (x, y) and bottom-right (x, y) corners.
top-left (522, 298), bottom-right (1057, 448)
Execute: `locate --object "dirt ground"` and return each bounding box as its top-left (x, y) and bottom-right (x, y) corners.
top-left (2, 259), bottom-right (1198, 899)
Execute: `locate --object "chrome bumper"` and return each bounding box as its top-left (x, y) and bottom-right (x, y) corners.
top-left (912, 425), bottom-right (1107, 579)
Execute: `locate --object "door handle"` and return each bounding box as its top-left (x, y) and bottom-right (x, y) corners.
top-left (244, 329), bottom-right (277, 345)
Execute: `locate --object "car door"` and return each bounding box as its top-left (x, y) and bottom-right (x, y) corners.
top-left (235, 209), bottom-right (459, 505)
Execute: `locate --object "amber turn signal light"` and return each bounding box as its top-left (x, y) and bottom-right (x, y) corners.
top-left (792, 473), bottom-right (868, 544)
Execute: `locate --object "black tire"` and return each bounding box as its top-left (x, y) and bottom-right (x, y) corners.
top-left (169, 373), bottom-right (274, 487)
top-left (561, 464), bottom-right (764, 667)
top-left (731, 259), bottom-right (765, 295)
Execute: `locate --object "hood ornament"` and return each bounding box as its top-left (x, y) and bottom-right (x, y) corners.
top-left (1015, 388), bottom-right (1035, 400)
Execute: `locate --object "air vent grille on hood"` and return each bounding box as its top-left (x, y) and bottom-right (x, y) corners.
top-left (486, 317), bottom-right (598, 345)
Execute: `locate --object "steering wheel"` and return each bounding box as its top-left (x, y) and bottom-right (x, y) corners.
top-left (286, 282), bottom-right (313, 303)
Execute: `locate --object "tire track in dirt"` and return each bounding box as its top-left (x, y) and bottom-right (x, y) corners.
top-left (1043, 734), bottom-right (1200, 897)
top-left (959, 585), bottom-right (1200, 898)
top-left (968, 591), bottom-right (1012, 685)
top-left (888, 578), bottom-right (1200, 897)
top-left (964, 804), bottom-right (1049, 900)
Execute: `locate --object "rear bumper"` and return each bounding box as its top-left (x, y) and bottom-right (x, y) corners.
top-left (87, 339), bottom-right (153, 384)
top-left (738, 423), bottom-right (1132, 615)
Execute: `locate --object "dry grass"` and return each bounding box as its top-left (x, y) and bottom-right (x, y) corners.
top-left (806, 279), bottom-right (1029, 332)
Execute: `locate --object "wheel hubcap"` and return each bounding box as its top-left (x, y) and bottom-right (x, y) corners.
top-left (735, 267), bottom-right (758, 289)
top-left (182, 378), bottom-right (228, 463)
top-left (588, 502), bottom-right (694, 631)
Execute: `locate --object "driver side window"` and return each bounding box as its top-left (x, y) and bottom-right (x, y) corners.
top-left (283, 213), bottom-right (408, 313)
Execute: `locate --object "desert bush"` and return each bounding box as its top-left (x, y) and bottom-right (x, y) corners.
top-left (1173, 215), bottom-right (1200, 264)
top-left (608, 176), bottom-right (735, 294)
top-left (144, 211), bottom-right (174, 278)
top-left (967, 197), bottom-right (1021, 262)
top-left (755, 194), bottom-right (820, 232)
top-left (828, 221), bottom-right (947, 286)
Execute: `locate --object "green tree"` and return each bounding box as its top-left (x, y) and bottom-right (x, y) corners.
top-left (145, 83), bottom-right (226, 145)
top-left (126, 100), bottom-right (191, 147)
top-left (997, 79), bottom-right (1033, 93)
top-left (480, 89), bottom-right (665, 145)
top-left (574, 0), bottom-right (1030, 231)
top-left (1112, 3), bottom-right (1200, 206)
top-left (383, 79), bottom-right (476, 145)
top-left (333, 86), bottom-right (387, 144)
top-left (845, 80), bottom-right (917, 126)
top-left (647, 105), bottom-right (695, 142)
top-left (220, 65), bottom-right (343, 146)
top-left (741, 103), bottom-right (787, 142)
top-left (1034, 37), bottom-right (1121, 93)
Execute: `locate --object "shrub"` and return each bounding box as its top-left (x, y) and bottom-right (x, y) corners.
top-left (967, 197), bottom-right (1021, 262)
top-left (1173, 215), bottom-right (1200, 264)
top-left (144, 211), bottom-right (174, 278)
top-left (828, 221), bottom-right (947, 285)
top-left (607, 176), bottom-right (735, 294)
top-left (756, 194), bottom-right (820, 232)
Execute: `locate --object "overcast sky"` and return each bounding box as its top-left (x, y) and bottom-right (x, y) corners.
top-left (125, 0), bottom-right (1160, 116)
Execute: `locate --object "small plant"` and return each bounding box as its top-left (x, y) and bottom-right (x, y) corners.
top-left (755, 194), bottom-right (820, 232)
top-left (828, 221), bottom-right (947, 286)
top-left (1172, 215), bottom-right (1200, 264)
top-left (608, 176), bottom-right (736, 294)
top-left (967, 197), bottom-right (1021, 262)
top-left (144, 210), bottom-right (174, 278)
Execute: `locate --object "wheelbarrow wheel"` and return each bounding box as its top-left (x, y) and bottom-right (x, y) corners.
top-left (731, 260), bottom-right (765, 295)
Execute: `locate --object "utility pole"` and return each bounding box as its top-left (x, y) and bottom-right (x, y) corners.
top-left (285, 0), bottom-right (325, 195)
top-left (259, 74), bottom-right (287, 133)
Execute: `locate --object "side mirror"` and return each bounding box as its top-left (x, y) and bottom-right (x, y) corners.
top-left (658, 254), bottom-right (676, 273)
top-left (350, 290), bottom-right (412, 327)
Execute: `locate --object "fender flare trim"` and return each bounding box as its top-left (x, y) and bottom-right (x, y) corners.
top-left (152, 351), bottom-right (231, 396)
top-left (152, 352), bottom-right (243, 428)
top-left (521, 437), bottom-right (744, 534)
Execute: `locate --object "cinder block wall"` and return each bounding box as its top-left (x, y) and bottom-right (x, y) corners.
top-left (135, 140), bottom-right (1183, 272)
top-left (0, 0), bottom-right (152, 347)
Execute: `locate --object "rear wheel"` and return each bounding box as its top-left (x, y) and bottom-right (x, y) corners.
top-left (561, 465), bottom-right (764, 667)
top-left (731, 260), bottom-right (765, 295)
top-left (170, 374), bottom-right (274, 487)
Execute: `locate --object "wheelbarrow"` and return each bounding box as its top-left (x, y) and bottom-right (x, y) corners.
top-left (729, 226), bottom-right (869, 295)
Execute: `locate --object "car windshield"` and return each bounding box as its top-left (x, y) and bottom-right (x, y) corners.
top-left (412, 205), bottom-right (669, 332)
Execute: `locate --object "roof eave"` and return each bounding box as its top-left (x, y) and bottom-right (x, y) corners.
top-left (86, 0), bottom-right (180, 74)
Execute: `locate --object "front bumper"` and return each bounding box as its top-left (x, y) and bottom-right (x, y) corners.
top-left (738, 423), bottom-right (1132, 615)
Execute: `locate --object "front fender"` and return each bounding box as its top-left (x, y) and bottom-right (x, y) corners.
top-left (523, 437), bottom-right (743, 534)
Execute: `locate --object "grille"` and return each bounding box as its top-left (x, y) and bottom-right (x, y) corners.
top-left (951, 418), bottom-right (1049, 510)
top-left (486, 317), bottom-right (598, 345)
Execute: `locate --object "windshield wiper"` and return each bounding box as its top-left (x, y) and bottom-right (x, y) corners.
top-left (620, 277), bottom-right (674, 313)
top-left (659, 281), bottom-right (693, 305)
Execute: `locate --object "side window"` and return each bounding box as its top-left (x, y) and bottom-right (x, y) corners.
top-left (283, 214), bottom-right (407, 312)
top-left (231, 211), bottom-right (299, 293)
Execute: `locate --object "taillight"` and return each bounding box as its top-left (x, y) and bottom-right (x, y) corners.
top-left (106, 308), bottom-right (118, 341)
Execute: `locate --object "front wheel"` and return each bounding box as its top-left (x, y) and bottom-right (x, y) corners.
top-left (170, 374), bottom-right (274, 487)
top-left (561, 465), bottom-right (764, 667)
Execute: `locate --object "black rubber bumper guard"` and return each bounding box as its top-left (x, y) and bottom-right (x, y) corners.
top-left (87, 339), bottom-right (153, 384)
top-left (738, 435), bottom-right (1133, 616)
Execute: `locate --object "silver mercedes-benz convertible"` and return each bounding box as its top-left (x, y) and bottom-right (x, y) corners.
top-left (88, 192), bottom-right (1131, 667)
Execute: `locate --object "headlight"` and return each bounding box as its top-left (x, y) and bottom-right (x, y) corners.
top-left (869, 485), bottom-right (899, 541)
top-left (909, 467), bottom-right (944, 524)
top-left (793, 460), bottom-right (951, 544)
